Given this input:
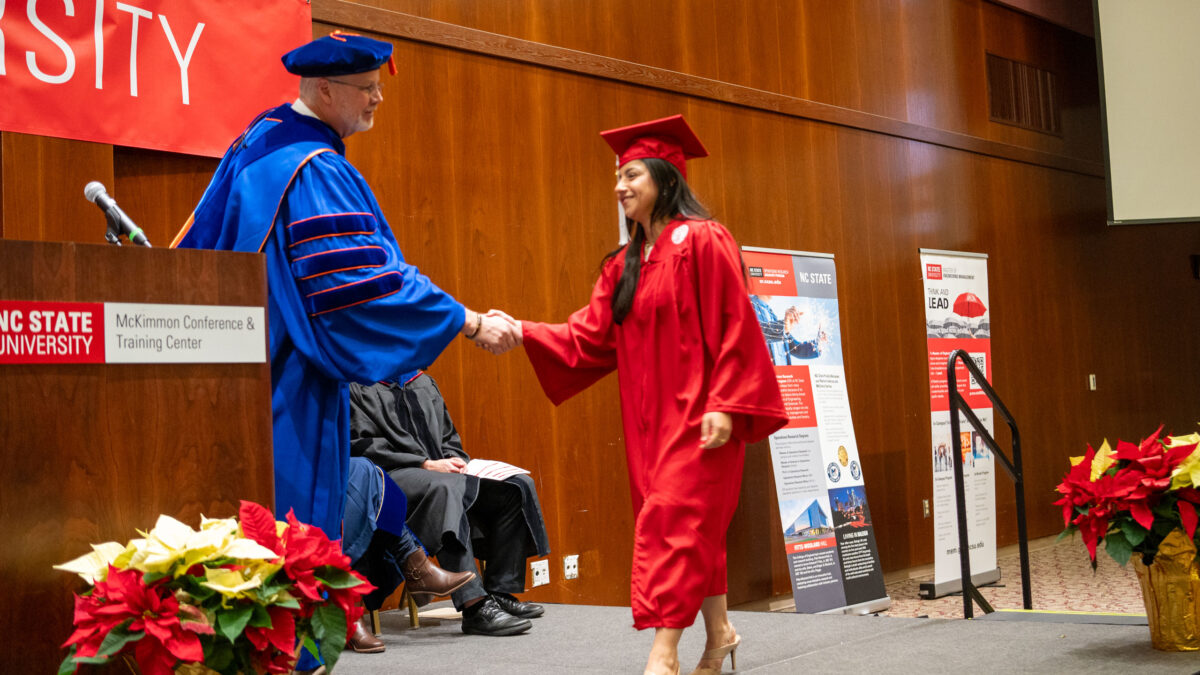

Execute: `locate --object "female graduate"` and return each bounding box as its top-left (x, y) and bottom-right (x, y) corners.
top-left (503, 115), bottom-right (788, 675)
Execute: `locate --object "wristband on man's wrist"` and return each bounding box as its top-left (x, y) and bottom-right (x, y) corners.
top-left (465, 312), bottom-right (483, 340)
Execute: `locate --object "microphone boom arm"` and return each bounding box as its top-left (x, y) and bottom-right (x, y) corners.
top-left (104, 210), bottom-right (123, 246)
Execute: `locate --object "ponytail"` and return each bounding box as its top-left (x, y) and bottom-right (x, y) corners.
top-left (610, 223), bottom-right (645, 324)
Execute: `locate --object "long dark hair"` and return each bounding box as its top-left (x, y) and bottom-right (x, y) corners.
top-left (606, 158), bottom-right (710, 324)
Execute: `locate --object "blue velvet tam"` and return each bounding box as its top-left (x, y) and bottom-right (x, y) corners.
top-left (281, 31), bottom-right (396, 77)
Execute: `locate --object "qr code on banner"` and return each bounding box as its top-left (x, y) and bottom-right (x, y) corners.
top-left (968, 352), bottom-right (987, 390)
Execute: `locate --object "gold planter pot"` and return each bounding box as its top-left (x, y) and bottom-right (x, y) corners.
top-left (1132, 528), bottom-right (1200, 651)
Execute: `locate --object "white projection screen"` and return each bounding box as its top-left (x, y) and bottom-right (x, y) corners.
top-left (1095, 0), bottom-right (1200, 225)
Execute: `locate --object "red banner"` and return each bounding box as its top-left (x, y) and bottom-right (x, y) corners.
top-left (926, 337), bottom-right (993, 413)
top-left (744, 250), bottom-right (799, 296)
top-left (0, 300), bottom-right (104, 364)
top-left (776, 365), bottom-right (817, 429)
top-left (0, 0), bottom-right (311, 157)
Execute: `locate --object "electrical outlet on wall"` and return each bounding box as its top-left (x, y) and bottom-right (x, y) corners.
top-left (564, 555), bottom-right (579, 579)
top-left (531, 559), bottom-right (550, 587)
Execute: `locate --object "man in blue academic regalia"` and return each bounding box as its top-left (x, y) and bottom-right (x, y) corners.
top-left (172, 32), bottom-right (516, 671)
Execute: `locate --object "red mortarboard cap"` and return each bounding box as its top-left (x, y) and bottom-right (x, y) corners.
top-left (282, 31), bottom-right (397, 77)
top-left (600, 114), bottom-right (708, 178)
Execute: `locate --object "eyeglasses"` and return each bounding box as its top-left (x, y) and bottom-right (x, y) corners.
top-left (326, 78), bottom-right (384, 96)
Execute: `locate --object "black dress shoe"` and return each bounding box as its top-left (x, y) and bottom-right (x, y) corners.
top-left (492, 592), bottom-right (545, 619)
top-left (461, 596), bottom-right (532, 636)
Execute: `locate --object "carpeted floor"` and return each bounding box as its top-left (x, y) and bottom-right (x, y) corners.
top-left (332, 535), bottom-right (1196, 674)
top-left (336, 603), bottom-right (1194, 674)
top-left (880, 534), bottom-right (1146, 619)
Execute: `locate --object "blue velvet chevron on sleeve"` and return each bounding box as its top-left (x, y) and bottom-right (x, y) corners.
top-left (306, 270), bottom-right (404, 316)
top-left (291, 244), bottom-right (388, 282)
top-left (288, 211), bottom-right (379, 247)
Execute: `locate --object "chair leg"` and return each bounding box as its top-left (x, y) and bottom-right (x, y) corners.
top-left (369, 608), bottom-right (381, 636)
top-left (404, 587), bottom-right (420, 628)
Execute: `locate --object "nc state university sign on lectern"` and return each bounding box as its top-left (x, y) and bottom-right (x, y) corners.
top-left (0, 299), bottom-right (265, 364)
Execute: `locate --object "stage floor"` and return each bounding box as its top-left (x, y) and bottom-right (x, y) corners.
top-left (336, 602), bottom-right (1197, 674)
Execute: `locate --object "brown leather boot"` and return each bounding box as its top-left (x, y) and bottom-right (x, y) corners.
top-left (402, 549), bottom-right (476, 597)
top-left (348, 616), bottom-right (385, 654)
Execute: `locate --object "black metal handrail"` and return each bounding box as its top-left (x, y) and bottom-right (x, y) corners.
top-left (946, 349), bottom-right (1031, 619)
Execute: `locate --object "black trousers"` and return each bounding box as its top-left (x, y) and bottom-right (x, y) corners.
top-left (438, 478), bottom-right (530, 610)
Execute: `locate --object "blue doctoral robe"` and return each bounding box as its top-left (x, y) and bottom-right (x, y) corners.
top-left (173, 103), bottom-right (464, 543)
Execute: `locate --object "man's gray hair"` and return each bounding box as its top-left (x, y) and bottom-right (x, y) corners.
top-left (298, 77), bottom-right (321, 102)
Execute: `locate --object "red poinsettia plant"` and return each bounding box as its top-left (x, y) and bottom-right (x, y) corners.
top-left (1055, 425), bottom-right (1200, 568)
top-left (55, 501), bottom-right (374, 675)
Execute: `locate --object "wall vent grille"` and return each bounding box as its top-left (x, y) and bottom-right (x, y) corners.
top-left (986, 53), bottom-right (1062, 135)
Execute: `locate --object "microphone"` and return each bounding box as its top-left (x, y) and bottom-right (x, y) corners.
top-left (84, 181), bottom-right (151, 247)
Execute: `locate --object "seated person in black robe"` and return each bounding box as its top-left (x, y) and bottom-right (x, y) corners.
top-left (349, 370), bottom-right (551, 636)
top-left (342, 456), bottom-right (476, 652)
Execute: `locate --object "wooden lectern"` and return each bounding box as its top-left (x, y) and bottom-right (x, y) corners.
top-left (0, 240), bottom-right (274, 672)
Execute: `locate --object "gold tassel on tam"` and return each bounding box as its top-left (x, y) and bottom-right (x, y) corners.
top-left (1133, 529), bottom-right (1200, 651)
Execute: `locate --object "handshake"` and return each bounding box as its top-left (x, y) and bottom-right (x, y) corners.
top-left (465, 308), bottom-right (523, 355)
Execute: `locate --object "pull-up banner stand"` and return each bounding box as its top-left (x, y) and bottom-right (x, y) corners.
top-left (743, 247), bottom-right (889, 615)
top-left (918, 249), bottom-right (999, 597)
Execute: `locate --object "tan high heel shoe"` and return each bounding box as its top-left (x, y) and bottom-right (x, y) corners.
top-left (688, 633), bottom-right (741, 674)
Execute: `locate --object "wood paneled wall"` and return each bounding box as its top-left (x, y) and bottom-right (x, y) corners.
top-left (2, 0), bottom-right (1197, 613)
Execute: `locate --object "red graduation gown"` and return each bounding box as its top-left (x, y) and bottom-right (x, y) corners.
top-left (522, 218), bottom-right (787, 629)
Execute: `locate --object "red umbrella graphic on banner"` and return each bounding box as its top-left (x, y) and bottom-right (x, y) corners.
top-left (952, 292), bottom-right (987, 318)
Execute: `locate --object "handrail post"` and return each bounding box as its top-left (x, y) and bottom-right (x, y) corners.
top-left (947, 370), bottom-right (975, 619)
top-left (945, 349), bottom-right (1028, 618)
top-left (1013, 429), bottom-right (1032, 610)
